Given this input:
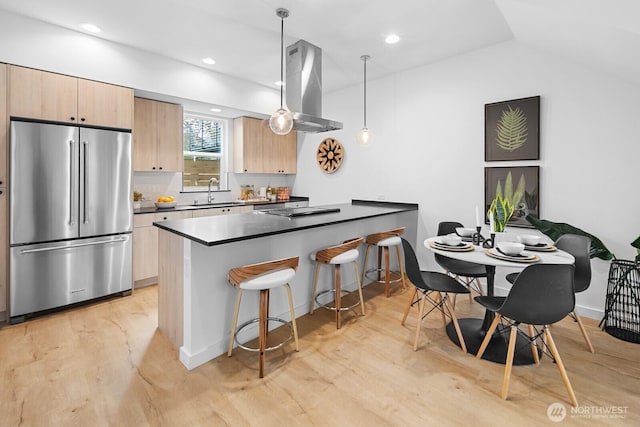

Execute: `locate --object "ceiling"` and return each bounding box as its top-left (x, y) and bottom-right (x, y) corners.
top-left (0, 0), bottom-right (639, 96)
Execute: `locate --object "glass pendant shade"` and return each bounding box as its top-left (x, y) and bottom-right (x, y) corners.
top-left (269, 107), bottom-right (294, 135)
top-left (270, 8), bottom-right (292, 136)
top-left (357, 127), bottom-right (372, 146)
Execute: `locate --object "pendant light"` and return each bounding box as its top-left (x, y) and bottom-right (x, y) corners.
top-left (356, 54), bottom-right (372, 146)
top-left (269, 8), bottom-right (294, 135)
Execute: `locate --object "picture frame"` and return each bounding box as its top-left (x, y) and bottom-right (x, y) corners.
top-left (485, 166), bottom-right (539, 228)
top-left (485, 96), bottom-right (540, 161)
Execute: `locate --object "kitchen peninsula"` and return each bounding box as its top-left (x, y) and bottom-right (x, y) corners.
top-left (154, 200), bottom-right (418, 369)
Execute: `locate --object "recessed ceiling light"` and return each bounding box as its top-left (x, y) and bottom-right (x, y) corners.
top-left (80, 23), bottom-right (102, 34)
top-left (275, 80), bottom-right (284, 87)
top-left (209, 108), bottom-right (222, 113)
top-left (385, 34), bottom-right (400, 44)
top-left (202, 57), bottom-right (216, 65)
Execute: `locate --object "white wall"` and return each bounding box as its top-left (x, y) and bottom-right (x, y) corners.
top-left (293, 40), bottom-right (640, 319)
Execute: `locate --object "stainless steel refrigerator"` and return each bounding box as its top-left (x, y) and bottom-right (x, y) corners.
top-left (9, 120), bottom-right (133, 323)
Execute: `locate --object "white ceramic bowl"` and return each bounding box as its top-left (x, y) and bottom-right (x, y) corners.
top-left (440, 234), bottom-right (462, 246)
top-left (497, 242), bottom-right (525, 256)
top-left (155, 201), bottom-right (177, 209)
top-left (518, 235), bottom-right (541, 246)
top-left (455, 227), bottom-right (475, 237)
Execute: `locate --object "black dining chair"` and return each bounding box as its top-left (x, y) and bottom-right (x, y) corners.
top-left (399, 238), bottom-right (470, 352)
top-left (435, 221), bottom-right (487, 301)
top-left (475, 264), bottom-right (578, 406)
top-left (505, 234), bottom-right (594, 353)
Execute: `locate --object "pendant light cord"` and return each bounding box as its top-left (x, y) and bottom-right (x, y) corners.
top-left (279, 17), bottom-right (284, 108)
top-left (363, 57), bottom-right (367, 127)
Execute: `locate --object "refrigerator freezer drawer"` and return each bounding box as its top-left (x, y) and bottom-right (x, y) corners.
top-left (10, 234), bottom-right (132, 320)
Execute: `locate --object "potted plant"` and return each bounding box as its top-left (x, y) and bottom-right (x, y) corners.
top-left (133, 191), bottom-right (143, 209)
top-left (487, 194), bottom-right (515, 232)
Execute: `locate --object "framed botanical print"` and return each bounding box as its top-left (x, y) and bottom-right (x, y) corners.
top-left (485, 166), bottom-right (539, 228)
top-left (485, 96), bottom-right (540, 161)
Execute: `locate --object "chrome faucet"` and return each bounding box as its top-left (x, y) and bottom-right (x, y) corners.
top-left (208, 177), bottom-right (218, 204)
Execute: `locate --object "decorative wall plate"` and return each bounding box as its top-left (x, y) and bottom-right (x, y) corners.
top-left (317, 138), bottom-right (344, 173)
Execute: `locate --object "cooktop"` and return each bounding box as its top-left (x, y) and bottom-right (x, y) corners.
top-left (264, 207), bottom-right (341, 217)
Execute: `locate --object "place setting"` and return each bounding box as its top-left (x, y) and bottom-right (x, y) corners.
top-left (515, 234), bottom-right (557, 252)
top-left (484, 241), bottom-right (540, 263)
top-left (429, 233), bottom-right (475, 252)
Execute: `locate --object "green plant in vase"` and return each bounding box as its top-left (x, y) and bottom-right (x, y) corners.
top-left (487, 194), bottom-right (515, 232)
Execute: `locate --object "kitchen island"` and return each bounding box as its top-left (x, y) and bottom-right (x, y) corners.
top-left (154, 200), bottom-right (418, 370)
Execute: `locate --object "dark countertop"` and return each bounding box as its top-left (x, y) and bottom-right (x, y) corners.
top-left (153, 200), bottom-right (418, 247)
top-left (134, 196), bottom-right (309, 215)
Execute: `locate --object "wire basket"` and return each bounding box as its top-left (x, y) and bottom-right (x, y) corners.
top-left (600, 260), bottom-right (640, 343)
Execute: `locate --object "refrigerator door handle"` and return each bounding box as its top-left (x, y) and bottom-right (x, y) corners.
top-left (19, 236), bottom-right (129, 254)
top-left (69, 140), bottom-right (76, 226)
top-left (83, 140), bottom-right (89, 224)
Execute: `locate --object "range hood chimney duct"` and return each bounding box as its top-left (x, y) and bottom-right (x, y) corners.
top-left (285, 40), bottom-right (343, 133)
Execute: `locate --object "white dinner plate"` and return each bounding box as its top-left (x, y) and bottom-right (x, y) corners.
top-left (485, 248), bottom-right (540, 263)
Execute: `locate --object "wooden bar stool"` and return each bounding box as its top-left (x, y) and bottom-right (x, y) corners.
top-left (309, 237), bottom-right (366, 329)
top-left (227, 256), bottom-right (300, 378)
top-left (361, 227), bottom-right (407, 297)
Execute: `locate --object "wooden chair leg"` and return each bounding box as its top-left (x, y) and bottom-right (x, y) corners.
top-left (527, 324), bottom-right (540, 364)
top-left (401, 287), bottom-right (417, 325)
top-left (395, 245), bottom-right (407, 290)
top-left (476, 314), bottom-right (501, 358)
top-left (361, 244), bottom-right (371, 286)
top-left (228, 289), bottom-right (243, 356)
top-left (442, 294), bottom-right (467, 353)
top-left (309, 262), bottom-right (321, 314)
top-left (284, 284), bottom-right (299, 351)
top-left (413, 293), bottom-right (427, 351)
top-left (352, 261), bottom-right (366, 316)
top-left (377, 246), bottom-right (383, 282)
top-left (545, 328), bottom-right (579, 407)
top-left (384, 247), bottom-right (391, 297)
top-left (335, 264), bottom-right (342, 329)
top-left (474, 278), bottom-right (485, 296)
top-left (258, 289), bottom-right (269, 378)
top-left (501, 325), bottom-right (518, 400)
top-left (573, 311), bottom-right (595, 353)
top-left (437, 293), bottom-right (447, 327)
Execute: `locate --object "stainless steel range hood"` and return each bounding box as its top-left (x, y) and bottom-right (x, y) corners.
top-left (286, 40), bottom-right (343, 133)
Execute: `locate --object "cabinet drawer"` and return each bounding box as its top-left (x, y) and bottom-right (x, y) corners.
top-left (134, 214), bottom-right (155, 228)
top-left (154, 211), bottom-right (193, 222)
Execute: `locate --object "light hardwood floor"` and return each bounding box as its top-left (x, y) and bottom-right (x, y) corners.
top-left (0, 283), bottom-right (638, 426)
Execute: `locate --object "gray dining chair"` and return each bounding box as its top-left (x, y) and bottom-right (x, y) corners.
top-left (506, 233), bottom-right (594, 353)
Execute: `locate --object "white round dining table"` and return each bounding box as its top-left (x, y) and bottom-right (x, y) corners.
top-left (424, 237), bottom-right (575, 365)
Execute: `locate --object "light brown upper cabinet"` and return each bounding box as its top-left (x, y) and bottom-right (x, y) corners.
top-left (8, 65), bottom-right (133, 129)
top-left (133, 97), bottom-right (183, 172)
top-left (233, 116), bottom-right (297, 174)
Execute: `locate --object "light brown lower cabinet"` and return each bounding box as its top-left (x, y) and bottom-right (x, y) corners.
top-left (133, 206), bottom-right (252, 287)
top-left (133, 211), bottom-right (192, 286)
top-left (0, 187), bottom-right (7, 321)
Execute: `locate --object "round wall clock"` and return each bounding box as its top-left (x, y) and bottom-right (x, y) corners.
top-left (316, 138), bottom-right (344, 173)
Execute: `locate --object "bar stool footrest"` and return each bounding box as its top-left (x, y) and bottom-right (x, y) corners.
top-left (364, 267), bottom-right (403, 284)
top-left (315, 289), bottom-right (361, 311)
top-left (234, 317), bottom-right (293, 352)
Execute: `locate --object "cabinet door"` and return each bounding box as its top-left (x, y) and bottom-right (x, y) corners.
top-left (133, 97), bottom-right (158, 171)
top-left (78, 79), bottom-right (133, 129)
top-left (278, 131), bottom-right (297, 174)
top-left (133, 225), bottom-right (158, 282)
top-left (8, 65), bottom-right (77, 123)
top-left (262, 125), bottom-right (297, 174)
top-left (0, 63), bottom-right (6, 187)
top-left (156, 101), bottom-right (183, 172)
top-left (234, 117), bottom-right (264, 173)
